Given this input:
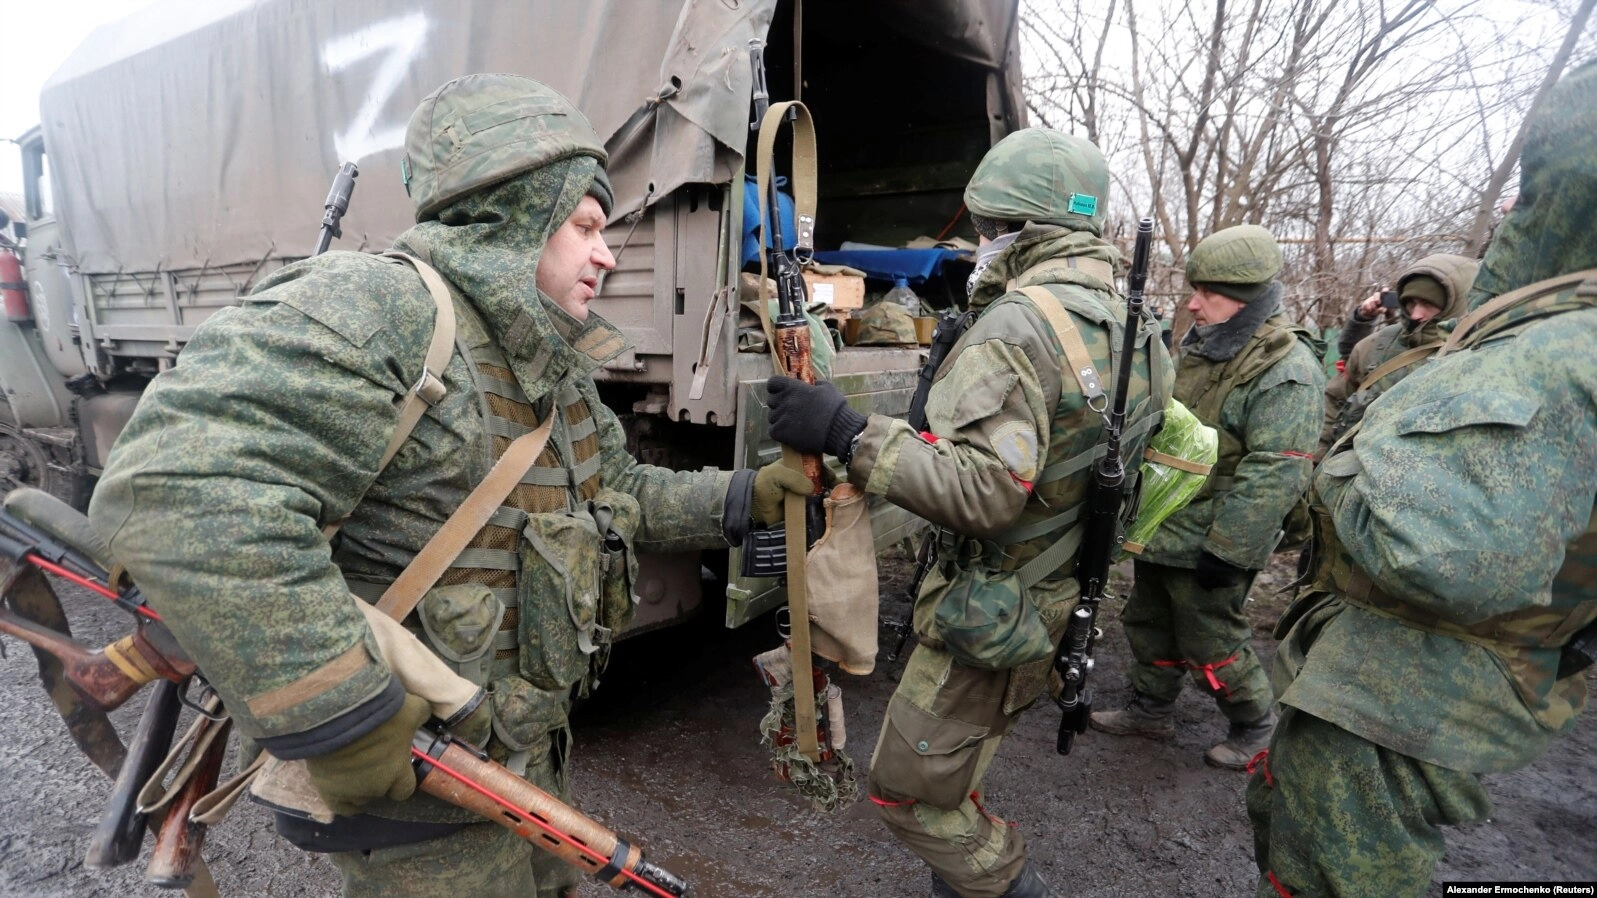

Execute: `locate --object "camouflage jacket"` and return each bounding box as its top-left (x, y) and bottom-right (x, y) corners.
top-left (89, 242), bottom-right (734, 758)
top-left (1318, 253), bottom-right (1478, 457)
top-left (1140, 288), bottom-right (1324, 570)
top-left (1279, 283), bottom-right (1597, 772)
top-left (848, 224), bottom-right (1172, 642)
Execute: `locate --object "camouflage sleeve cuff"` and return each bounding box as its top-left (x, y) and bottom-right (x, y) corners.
top-left (255, 675), bottom-right (405, 760)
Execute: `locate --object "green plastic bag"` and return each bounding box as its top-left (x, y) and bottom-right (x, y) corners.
top-left (1124, 399), bottom-right (1217, 553)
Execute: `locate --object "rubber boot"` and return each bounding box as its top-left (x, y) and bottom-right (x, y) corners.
top-left (1088, 694), bottom-right (1176, 738)
top-left (1204, 709), bottom-right (1276, 770)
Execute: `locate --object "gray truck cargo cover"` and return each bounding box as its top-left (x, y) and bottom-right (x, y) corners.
top-left (39, 0), bottom-right (1020, 275)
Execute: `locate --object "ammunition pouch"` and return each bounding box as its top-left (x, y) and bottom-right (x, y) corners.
top-left (517, 487), bottom-right (640, 695)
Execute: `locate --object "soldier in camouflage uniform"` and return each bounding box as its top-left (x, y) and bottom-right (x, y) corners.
top-left (1091, 225), bottom-right (1324, 769)
top-left (1317, 253), bottom-right (1478, 457)
top-left (88, 75), bottom-right (798, 898)
top-left (765, 128), bottom-right (1174, 898)
top-left (1248, 59), bottom-right (1597, 898)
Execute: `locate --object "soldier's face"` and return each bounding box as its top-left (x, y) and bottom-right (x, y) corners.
top-left (1406, 299), bottom-right (1442, 323)
top-left (536, 195), bottom-right (616, 321)
top-left (1186, 287), bottom-right (1247, 326)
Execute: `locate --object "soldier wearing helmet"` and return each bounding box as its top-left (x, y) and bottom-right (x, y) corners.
top-left (89, 74), bottom-right (795, 898)
top-left (764, 127), bottom-right (1173, 898)
top-left (1090, 224), bottom-right (1323, 770)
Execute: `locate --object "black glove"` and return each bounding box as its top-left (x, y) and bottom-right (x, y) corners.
top-left (1194, 551), bottom-right (1249, 590)
top-left (767, 375), bottom-right (868, 459)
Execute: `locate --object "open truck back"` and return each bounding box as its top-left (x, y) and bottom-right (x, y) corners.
top-left (1, 0), bottom-right (1025, 631)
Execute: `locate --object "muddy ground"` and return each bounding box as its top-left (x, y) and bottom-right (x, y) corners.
top-left (2, 551), bottom-right (1593, 897)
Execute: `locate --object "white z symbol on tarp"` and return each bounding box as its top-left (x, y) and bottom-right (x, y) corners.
top-left (324, 12), bottom-right (432, 163)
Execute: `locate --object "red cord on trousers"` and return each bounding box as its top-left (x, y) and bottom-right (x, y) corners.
top-left (1153, 654), bottom-right (1238, 695)
top-left (1267, 871), bottom-right (1294, 897)
top-left (1246, 749), bottom-right (1273, 787)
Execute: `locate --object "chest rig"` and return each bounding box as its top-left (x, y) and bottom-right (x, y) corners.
top-left (432, 297), bottom-right (605, 686)
top-left (339, 256), bottom-right (633, 726)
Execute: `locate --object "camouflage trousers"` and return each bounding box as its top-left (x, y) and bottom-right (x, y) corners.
top-left (328, 728), bottom-right (579, 898)
top-left (1246, 706), bottom-right (1491, 897)
top-left (866, 640), bottom-right (1056, 898)
top-left (1123, 560), bottom-right (1274, 723)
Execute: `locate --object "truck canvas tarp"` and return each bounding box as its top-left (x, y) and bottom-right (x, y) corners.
top-left (40, 0), bottom-right (1021, 274)
top-left (8, 0), bottom-right (1023, 630)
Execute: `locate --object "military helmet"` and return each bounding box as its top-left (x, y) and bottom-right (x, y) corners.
top-left (1184, 224), bottom-right (1282, 302)
top-left (964, 128), bottom-right (1110, 236)
top-left (402, 73), bottom-right (610, 222)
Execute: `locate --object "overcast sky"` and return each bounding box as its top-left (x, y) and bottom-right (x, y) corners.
top-left (0, 0), bottom-right (160, 198)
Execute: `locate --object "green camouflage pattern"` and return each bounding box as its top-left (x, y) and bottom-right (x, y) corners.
top-left (1140, 302), bottom-right (1323, 570)
top-left (1282, 296), bottom-right (1597, 771)
top-left (854, 206), bottom-right (1172, 893)
top-left (1253, 61), bottom-right (1597, 894)
top-left (89, 80), bottom-right (734, 875)
top-left (1246, 706), bottom-right (1490, 898)
top-left (1318, 253), bottom-right (1478, 455)
top-left (850, 300), bottom-right (919, 346)
top-left (1184, 225), bottom-right (1282, 289)
top-left (963, 128), bottom-right (1110, 236)
top-left (1122, 560), bottom-right (1274, 723)
top-left (402, 73), bottom-right (611, 222)
top-left (1467, 59), bottom-right (1597, 310)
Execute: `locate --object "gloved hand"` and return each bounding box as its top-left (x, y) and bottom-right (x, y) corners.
top-left (752, 462), bottom-right (819, 526)
top-left (1194, 551), bottom-right (1249, 590)
top-left (443, 690), bottom-right (494, 749)
top-left (304, 693), bottom-right (432, 817)
top-left (767, 375), bottom-right (868, 459)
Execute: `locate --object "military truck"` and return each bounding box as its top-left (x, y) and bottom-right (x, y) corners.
top-left (0, 0), bottom-right (1025, 631)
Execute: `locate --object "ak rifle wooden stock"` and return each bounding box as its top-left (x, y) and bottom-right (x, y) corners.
top-left (0, 605), bottom-right (193, 710)
top-left (145, 714), bottom-right (230, 889)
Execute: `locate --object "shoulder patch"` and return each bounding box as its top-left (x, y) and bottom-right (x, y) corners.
top-left (991, 421), bottom-right (1040, 483)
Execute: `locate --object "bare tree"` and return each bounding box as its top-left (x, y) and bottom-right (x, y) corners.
top-left (1020, 0), bottom-right (1592, 337)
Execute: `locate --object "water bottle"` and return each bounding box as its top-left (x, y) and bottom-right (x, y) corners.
top-left (883, 276), bottom-right (922, 316)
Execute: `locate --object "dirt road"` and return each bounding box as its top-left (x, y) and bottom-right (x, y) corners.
top-left (2, 553), bottom-right (1593, 897)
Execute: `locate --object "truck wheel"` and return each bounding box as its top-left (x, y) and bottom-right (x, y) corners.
top-left (0, 429), bottom-right (49, 499)
top-left (0, 399), bottom-right (85, 505)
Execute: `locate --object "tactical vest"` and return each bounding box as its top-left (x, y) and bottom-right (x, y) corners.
top-left (942, 283), bottom-right (1169, 589)
top-left (342, 271), bottom-right (636, 771)
top-left (1311, 272), bottom-right (1597, 714)
top-left (1180, 314), bottom-right (1317, 545)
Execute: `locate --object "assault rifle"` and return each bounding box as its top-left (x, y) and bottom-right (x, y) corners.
top-left (1054, 217), bottom-right (1154, 756)
top-left (312, 162), bottom-right (359, 256)
top-left (0, 497), bottom-right (692, 898)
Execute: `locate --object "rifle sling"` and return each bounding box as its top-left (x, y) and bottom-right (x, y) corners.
top-left (754, 100), bottom-right (823, 763)
top-left (321, 252), bottom-right (458, 542)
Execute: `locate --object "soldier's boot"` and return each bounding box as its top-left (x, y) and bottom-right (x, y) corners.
top-left (1203, 709), bottom-right (1276, 770)
top-left (997, 860), bottom-right (1059, 898)
top-left (930, 861), bottom-right (1058, 898)
top-left (1088, 694), bottom-right (1176, 739)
